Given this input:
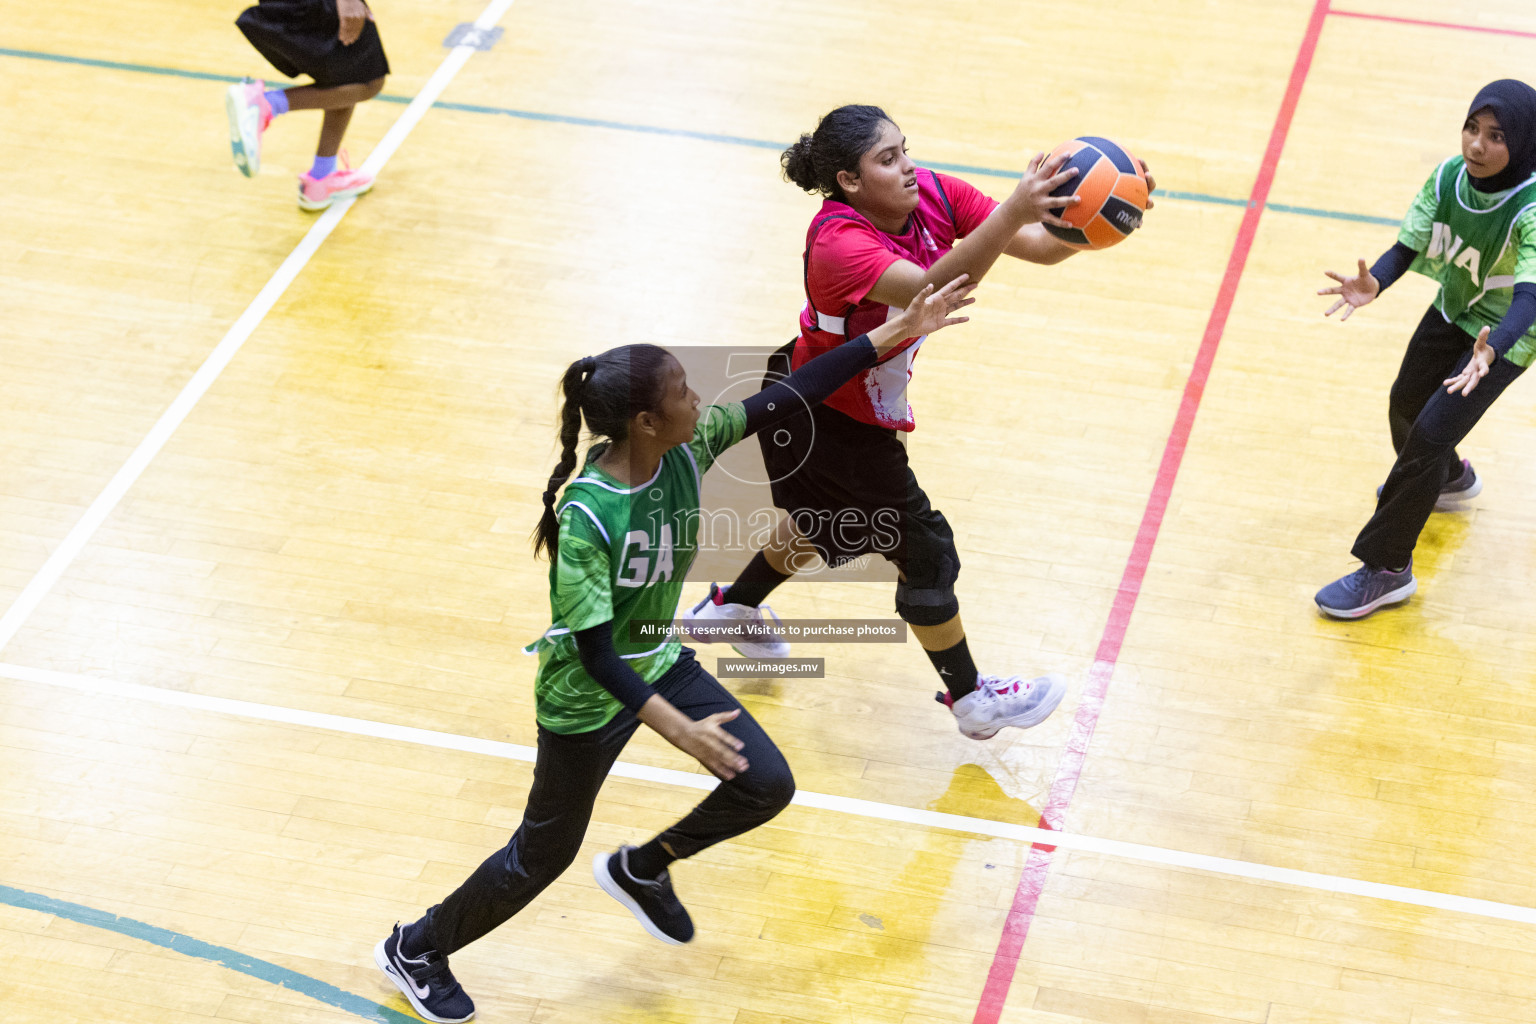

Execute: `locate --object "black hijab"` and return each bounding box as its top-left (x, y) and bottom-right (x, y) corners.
top-left (1466, 79), bottom-right (1536, 193)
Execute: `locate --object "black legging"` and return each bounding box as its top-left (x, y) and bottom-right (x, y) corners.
top-left (1353, 306), bottom-right (1526, 569)
top-left (418, 648), bottom-right (794, 955)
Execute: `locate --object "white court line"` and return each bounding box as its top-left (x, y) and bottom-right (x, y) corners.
top-left (4, 662), bottom-right (1535, 929)
top-left (0, 0), bottom-right (517, 657)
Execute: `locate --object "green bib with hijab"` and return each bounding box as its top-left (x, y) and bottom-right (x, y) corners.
top-left (1408, 156), bottom-right (1536, 339)
top-left (1403, 78), bottom-right (1536, 365)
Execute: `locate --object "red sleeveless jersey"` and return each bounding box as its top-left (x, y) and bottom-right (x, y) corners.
top-left (792, 167), bottom-right (997, 430)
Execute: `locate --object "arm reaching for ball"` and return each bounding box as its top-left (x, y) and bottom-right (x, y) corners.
top-left (864, 152), bottom-right (1079, 307)
top-left (1007, 154), bottom-right (1156, 264)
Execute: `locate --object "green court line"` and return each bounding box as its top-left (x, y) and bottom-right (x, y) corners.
top-left (1, 885), bottom-right (417, 1024)
top-left (0, 45), bottom-right (1401, 228)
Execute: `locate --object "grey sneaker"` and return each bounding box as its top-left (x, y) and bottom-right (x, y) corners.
top-left (679, 583), bottom-right (790, 658)
top-left (1435, 459), bottom-right (1482, 510)
top-left (224, 78), bottom-right (269, 178)
top-left (1374, 459), bottom-right (1482, 512)
top-left (940, 673), bottom-right (1068, 740)
top-left (1315, 560), bottom-right (1416, 619)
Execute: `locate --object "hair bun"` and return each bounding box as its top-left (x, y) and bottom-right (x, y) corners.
top-left (781, 132), bottom-right (820, 193)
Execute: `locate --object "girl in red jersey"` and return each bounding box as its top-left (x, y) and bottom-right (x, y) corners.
top-left (682, 104), bottom-right (1155, 740)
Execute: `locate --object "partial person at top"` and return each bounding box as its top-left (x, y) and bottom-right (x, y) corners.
top-left (226, 0), bottom-right (388, 210)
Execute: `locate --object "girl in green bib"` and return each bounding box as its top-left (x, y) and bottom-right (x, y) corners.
top-left (373, 278), bottom-right (976, 1024)
top-left (1315, 79), bottom-right (1536, 619)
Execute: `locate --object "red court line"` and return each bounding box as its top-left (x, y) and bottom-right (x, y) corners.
top-left (969, 1), bottom-right (1335, 1020)
top-left (1330, 8), bottom-right (1536, 40)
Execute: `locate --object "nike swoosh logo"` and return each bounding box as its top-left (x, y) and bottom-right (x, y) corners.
top-left (389, 956), bottom-right (432, 999)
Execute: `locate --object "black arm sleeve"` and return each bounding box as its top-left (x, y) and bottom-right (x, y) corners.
top-left (573, 621), bottom-right (655, 714)
top-left (1488, 282), bottom-right (1536, 358)
top-left (1368, 241), bottom-right (1418, 294)
top-left (741, 334), bottom-right (878, 436)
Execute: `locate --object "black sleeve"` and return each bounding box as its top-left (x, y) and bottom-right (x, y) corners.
top-left (1488, 282), bottom-right (1536, 358)
top-left (741, 334), bottom-right (878, 436)
top-left (1368, 241), bottom-right (1418, 293)
top-left (573, 621), bottom-right (655, 714)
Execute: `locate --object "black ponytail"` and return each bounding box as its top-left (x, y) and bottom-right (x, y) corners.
top-left (534, 356), bottom-right (595, 560)
top-left (532, 344), bottom-right (674, 559)
top-left (781, 104), bottom-right (894, 201)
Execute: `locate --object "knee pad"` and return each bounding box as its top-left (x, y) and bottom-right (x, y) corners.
top-left (894, 537), bottom-right (961, 626)
top-left (895, 584), bottom-right (959, 626)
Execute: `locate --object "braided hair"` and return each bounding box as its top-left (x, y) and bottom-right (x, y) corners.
top-left (532, 344), bottom-right (673, 559)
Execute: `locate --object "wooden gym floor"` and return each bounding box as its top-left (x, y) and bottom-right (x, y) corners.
top-left (4, 0), bottom-right (1536, 1021)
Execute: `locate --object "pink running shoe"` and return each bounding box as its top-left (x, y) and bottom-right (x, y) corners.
top-left (297, 152), bottom-right (375, 211)
top-left (225, 78), bottom-right (272, 178)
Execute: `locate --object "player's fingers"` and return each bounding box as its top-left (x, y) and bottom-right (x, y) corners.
top-left (704, 736), bottom-right (746, 769)
top-left (1323, 270), bottom-right (1345, 283)
top-left (1357, 258), bottom-right (1370, 276)
top-left (702, 726), bottom-right (744, 753)
top-left (713, 742), bottom-right (748, 772)
top-left (1324, 299), bottom-right (1345, 316)
top-left (709, 734), bottom-right (745, 762)
top-left (1046, 168), bottom-right (1080, 189)
top-left (1340, 305), bottom-right (1354, 321)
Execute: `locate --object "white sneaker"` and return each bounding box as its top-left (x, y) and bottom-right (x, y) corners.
top-left (679, 583), bottom-right (791, 658)
top-left (225, 78), bottom-right (271, 178)
top-left (943, 673), bottom-right (1067, 740)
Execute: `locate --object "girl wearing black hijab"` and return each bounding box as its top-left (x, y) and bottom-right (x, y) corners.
top-left (1315, 79), bottom-right (1536, 618)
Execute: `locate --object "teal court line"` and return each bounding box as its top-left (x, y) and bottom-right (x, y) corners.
top-left (1, 885), bottom-right (416, 1024)
top-left (0, 45), bottom-right (1401, 228)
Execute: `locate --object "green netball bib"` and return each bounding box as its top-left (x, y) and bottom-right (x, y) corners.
top-left (1408, 157), bottom-right (1536, 360)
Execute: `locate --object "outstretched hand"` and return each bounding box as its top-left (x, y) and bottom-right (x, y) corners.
top-left (1319, 258), bottom-right (1380, 320)
top-left (1443, 326), bottom-right (1495, 396)
top-left (1011, 151), bottom-right (1079, 228)
top-left (902, 275), bottom-right (978, 337)
top-left (1139, 157), bottom-right (1157, 210)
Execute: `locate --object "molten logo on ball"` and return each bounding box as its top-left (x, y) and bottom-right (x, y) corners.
top-left (1042, 136), bottom-right (1149, 251)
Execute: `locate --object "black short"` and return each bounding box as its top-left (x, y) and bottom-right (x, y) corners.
top-left (757, 341), bottom-right (959, 591)
top-left (237, 0), bottom-right (390, 89)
